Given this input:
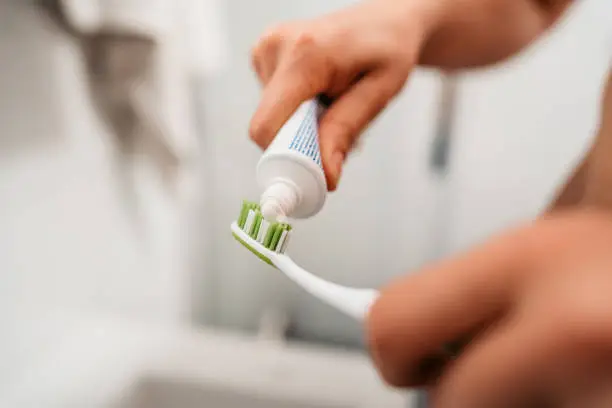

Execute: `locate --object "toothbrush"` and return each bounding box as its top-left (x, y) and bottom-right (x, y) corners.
top-left (232, 200), bottom-right (465, 363)
top-left (231, 201), bottom-right (378, 321)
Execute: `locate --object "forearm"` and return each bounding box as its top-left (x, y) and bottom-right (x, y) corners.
top-left (581, 72), bottom-right (612, 207)
top-left (548, 72), bottom-right (612, 212)
top-left (411, 0), bottom-right (575, 69)
top-left (547, 154), bottom-right (591, 212)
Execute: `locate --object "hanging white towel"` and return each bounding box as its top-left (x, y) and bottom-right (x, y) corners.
top-left (43, 0), bottom-right (227, 195)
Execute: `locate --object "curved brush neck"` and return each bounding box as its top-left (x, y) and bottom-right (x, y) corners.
top-left (273, 256), bottom-right (378, 321)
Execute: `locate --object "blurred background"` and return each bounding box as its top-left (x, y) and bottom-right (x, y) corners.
top-left (0, 0), bottom-right (610, 407)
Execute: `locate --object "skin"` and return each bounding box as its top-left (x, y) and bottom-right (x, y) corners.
top-left (249, 0), bottom-right (575, 190)
top-left (250, 0), bottom-right (612, 406)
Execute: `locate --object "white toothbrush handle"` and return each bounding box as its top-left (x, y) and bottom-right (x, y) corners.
top-left (273, 255), bottom-right (379, 321)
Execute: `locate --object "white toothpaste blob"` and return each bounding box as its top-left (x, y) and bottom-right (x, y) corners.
top-left (257, 99), bottom-right (327, 221)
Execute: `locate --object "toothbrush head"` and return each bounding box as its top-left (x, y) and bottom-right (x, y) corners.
top-left (231, 200), bottom-right (292, 265)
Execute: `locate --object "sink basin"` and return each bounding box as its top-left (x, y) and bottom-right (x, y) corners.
top-left (2, 316), bottom-right (414, 408)
top-left (122, 377), bottom-right (353, 408)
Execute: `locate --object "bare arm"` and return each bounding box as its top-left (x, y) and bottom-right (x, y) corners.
top-left (249, 0), bottom-right (577, 189)
top-left (409, 0), bottom-right (611, 216)
top-left (581, 73), bottom-right (612, 206)
top-left (417, 0), bottom-right (575, 68)
top-left (547, 156), bottom-right (591, 211)
top-left (548, 72), bottom-right (612, 212)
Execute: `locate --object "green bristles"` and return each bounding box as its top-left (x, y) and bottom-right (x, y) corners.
top-left (251, 211), bottom-right (263, 238)
top-left (233, 201), bottom-right (293, 261)
top-left (269, 223), bottom-right (286, 250)
top-left (238, 200), bottom-right (259, 229)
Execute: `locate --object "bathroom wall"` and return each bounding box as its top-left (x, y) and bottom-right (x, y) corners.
top-left (0, 1), bottom-right (196, 384)
top-left (197, 0), bottom-right (612, 347)
top-left (446, 0), bottom-right (612, 254)
top-left (1, 0), bottom-right (609, 358)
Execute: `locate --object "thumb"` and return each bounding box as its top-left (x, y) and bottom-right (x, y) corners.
top-left (318, 68), bottom-right (406, 191)
top-left (366, 224), bottom-right (534, 388)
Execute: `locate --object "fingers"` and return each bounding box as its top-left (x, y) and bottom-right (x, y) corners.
top-left (318, 67), bottom-right (407, 190)
top-left (433, 296), bottom-right (612, 408)
top-left (432, 314), bottom-right (554, 408)
top-left (249, 7), bottom-right (415, 190)
top-left (251, 25), bottom-right (285, 84)
top-left (367, 228), bottom-right (532, 387)
top-left (249, 33), bottom-right (333, 149)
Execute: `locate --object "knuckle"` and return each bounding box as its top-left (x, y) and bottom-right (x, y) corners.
top-left (292, 30), bottom-right (317, 50)
top-left (281, 29), bottom-right (334, 92)
top-left (252, 24), bottom-right (286, 57)
top-left (287, 31), bottom-right (327, 68)
top-left (262, 24), bottom-right (287, 45)
top-left (248, 118), bottom-right (271, 147)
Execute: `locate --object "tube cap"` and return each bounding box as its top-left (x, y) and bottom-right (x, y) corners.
top-left (260, 181), bottom-right (299, 221)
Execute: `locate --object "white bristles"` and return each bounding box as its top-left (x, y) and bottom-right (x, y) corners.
top-left (279, 231), bottom-right (291, 253)
top-left (244, 210), bottom-right (256, 234)
top-left (276, 230), bottom-right (289, 253)
top-left (257, 220), bottom-right (270, 243)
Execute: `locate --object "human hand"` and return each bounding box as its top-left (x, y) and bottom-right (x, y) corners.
top-left (248, 0), bottom-right (571, 191)
top-left (367, 209), bottom-right (612, 407)
top-left (249, 0), bottom-right (439, 190)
